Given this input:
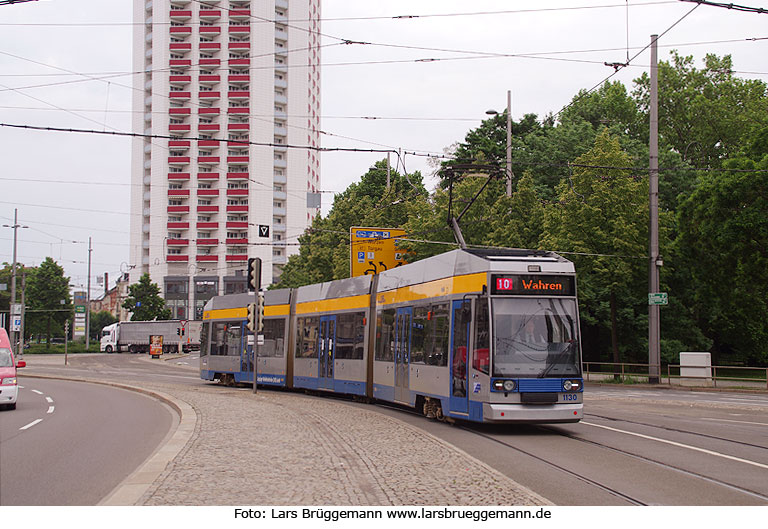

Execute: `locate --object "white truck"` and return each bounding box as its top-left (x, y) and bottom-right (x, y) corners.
top-left (99, 320), bottom-right (202, 354)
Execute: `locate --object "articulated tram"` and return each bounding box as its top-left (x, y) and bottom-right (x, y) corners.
top-left (200, 248), bottom-right (584, 423)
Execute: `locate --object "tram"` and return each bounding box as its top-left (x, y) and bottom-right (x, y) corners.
top-left (200, 248), bottom-right (584, 423)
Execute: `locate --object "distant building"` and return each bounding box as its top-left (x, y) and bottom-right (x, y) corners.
top-left (129, 0), bottom-right (321, 320)
top-left (90, 273), bottom-right (131, 321)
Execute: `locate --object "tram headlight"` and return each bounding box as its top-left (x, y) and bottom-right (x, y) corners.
top-left (563, 379), bottom-right (581, 392)
top-left (493, 379), bottom-right (516, 392)
top-left (503, 380), bottom-right (516, 392)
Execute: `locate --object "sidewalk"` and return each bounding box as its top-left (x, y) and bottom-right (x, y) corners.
top-left (21, 354), bottom-right (550, 506)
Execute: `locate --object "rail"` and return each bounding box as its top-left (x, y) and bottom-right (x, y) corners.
top-left (583, 361), bottom-right (768, 389)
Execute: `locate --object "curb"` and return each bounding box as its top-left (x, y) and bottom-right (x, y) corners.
top-left (21, 373), bottom-right (196, 506)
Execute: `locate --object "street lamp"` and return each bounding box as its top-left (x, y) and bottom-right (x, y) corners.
top-left (485, 90), bottom-right (513, 197)
top-left (2, 208), bottom-right (29, 356)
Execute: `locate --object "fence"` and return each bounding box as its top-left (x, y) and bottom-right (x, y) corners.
top-left (583, 361), bottom-right (768, 389)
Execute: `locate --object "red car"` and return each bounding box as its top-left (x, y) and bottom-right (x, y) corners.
top-left (0, 328), bottom-right (26, 410)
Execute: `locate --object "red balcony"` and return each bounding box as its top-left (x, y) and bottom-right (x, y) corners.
top-left (169, 59), bottom-right (192, 68)
top-left (227, 107), bottom-right (249, 114)
top-left (228, 42), bottom-right (250, 50)
top-left (168, 140), bottom-right (191, 148)
top-left (170, 43), bottom-right (192, 51)
top-left (197, 173), bottom-right (220, 180)
top-left (227, 140), bottom-right (248, 148)
top-left (169, 10), bottom-right (192, 19)
top-left (226, 189), bottom-right (249, 197)
top-left (197, 222), bottom-right (219, 229)
top-left (198, 156), bottom-right (220, 164)
top-left (199, 124), bottom-right (221, 131)
top-left (168, 156), bottom-right (190, 164)
top-left (169, 124), bottom-right (191, 132)
top-left (168, 172), bottom-right (191, 180)
top-left (199, 58), bottom-right (221, 67)
top-left (198, 189), bottom-right (220, 197)
top-left (229, 10), bottom-right (250, 18)
top-left (228, 123), bottom-right (249, 131)
top-left (199, 91), bottom-right (221, 100)
top-left (168, 189), bottom-right (190, 197)
top-left (169, 27), bottom-right (193, 35)
top-left (199, 74), bottom-right (220, 83)
top-left (196, 238), bottom-right (219, 246)
top-left (229, 58), bottom-right (250, 66)
top-left (169, 75), bottom-right (191, 83)
top-left (227, 156), bottom-right (249, 164)
top-left (198, 205), bottom-right (220, 213)
top-left (199, 9), bottom-right (222, 18)
top-left (198, 140), bottom-right (220, 148)
top-left (226, 221), bottom-right (248, 229)
top-left (196, 255), bottom-right (219, 262)
top-left (225, 255), bottom-right (248, 262)
top-left (169, 107), bottom-right (191, 115)
top-left (167, 255), bottom-right (189, 262)
top-left (167, 222), bottom-right (189, 229)
top-left (199, 107), bottom-right (220, 115)
top-left (228, 74), bottom-right (250, 83)
top-left (227, 172), bottom-right (249, 179)
top-left (226, 205), bottom-right (249, 213)
top-left (199, 42), bottom-right (221, 50)
top-left (229, 25), bottom-right (250, 34)
top-left (199, 26), bottom-right (222, 35)
top-left (226, 238), bottom-right (248, 245)
top-left (169, 91), bottom-right (191, 100)
top-left (167, 239), bottom-right (189, 246)
top-left (167, 206), bottom-right (190, 213)
top-left (228, 91), bottom-right (249, 99)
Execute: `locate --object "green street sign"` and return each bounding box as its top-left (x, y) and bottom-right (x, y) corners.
top-left (75, 305), bottom-right (86, 314)
top-left (648, 292), bottom-right (668, 305)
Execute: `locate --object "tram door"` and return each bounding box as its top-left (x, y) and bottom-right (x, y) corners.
top-left (318, 315), bottom-right (336, 390)
top-left (449, 299), bottom-right (471, 414)
top-left (394, 307), bottom-right (412, 403)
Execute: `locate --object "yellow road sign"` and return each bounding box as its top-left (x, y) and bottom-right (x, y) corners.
top-left (350, 227), bottom-right (407, 277)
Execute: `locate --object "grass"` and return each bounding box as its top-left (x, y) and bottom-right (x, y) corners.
top-left (23, 342), bottom-right (100, 355)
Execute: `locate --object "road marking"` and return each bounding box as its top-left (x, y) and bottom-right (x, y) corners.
top-left (46, 397), bottom-right (53, 403)
top-left (20, 419), bottom-right (43, 430)
top-left (703, 417), bottom-right (768, 427)
top-left (583, 421), bottom-right (768, 470)
top-left (31, 390), bottom-right (43, 395)
top-left (47, 406), bottom-right (55, 414)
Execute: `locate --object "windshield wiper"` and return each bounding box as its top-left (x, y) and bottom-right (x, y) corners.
top-left (538, 342), bottom-right (575, 378)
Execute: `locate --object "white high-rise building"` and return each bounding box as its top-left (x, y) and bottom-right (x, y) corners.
top-left (130, 0), bottom-right (321, 320)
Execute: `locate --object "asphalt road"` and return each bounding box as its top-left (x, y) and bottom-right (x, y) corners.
top-left (0, 376), bottom-right (175, 506)
top-left (15, 353), bottom-right (768, 506)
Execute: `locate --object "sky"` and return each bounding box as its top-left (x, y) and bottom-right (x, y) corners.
top-left (0, 0), bottom-right (766, 299)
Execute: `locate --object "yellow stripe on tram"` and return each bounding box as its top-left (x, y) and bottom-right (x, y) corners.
top-left (295, 294), bottom-right (370, 315)
top-left (376, 272), bottom-right (487, 306)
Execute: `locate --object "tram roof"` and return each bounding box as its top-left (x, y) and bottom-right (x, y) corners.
top-left (376, 248), bottom-right (574, 292)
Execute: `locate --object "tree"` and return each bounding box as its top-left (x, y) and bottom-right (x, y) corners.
top-left (90, 310), bottom-right (118, 341)
top-left (25, 258), bottom-right (71, 347)
top-left (541, 131), bottom-right (650, 364)
top-left (122, 274), bottom-right (171, 321)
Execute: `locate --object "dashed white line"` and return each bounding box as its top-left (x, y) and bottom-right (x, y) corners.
top-left (20, 419), bottom-right (43, 430)
top-left (45, 397), bottom-right (53, 403)
top-left (31, 389), bottom-right (43, 395)
top-left (47, 406), bottom-right (55, 414)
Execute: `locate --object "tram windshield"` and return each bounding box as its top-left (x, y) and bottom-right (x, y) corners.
top-left (492, 298), bottom-right (580, 378)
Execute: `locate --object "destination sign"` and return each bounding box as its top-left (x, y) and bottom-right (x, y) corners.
top-left (490, 274), bottom-right (575, 296)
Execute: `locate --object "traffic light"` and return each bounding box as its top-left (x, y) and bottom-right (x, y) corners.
top-left (176, 328), bottom-right (181, 336)
top-left (246, 302), bottom-right (258, 332)
top-left (256, 292), bottom-right (265, 333)
top-left (247, 257), bottom-right (262, 292)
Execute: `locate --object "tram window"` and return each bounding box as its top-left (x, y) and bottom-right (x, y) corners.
top-left (259, 318), bottom-right (285, 357)
top-left (295, 316), bottom-right (319, 358)
top-left (375, 309), bottom-right (396, 361)
top-left (200, 322), bottom-right (210, 356)
top-left (336, 312), bottom-right (365, 360)
top-left (473, 300), bottom-right (490, 374)
top-left (211, 321), bottom-right (242, 356)
top-left (426, 303), bottom-right (449, 367)
top-left (410, 307), bottom-right (428, 364)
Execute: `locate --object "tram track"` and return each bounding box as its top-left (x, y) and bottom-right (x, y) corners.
top-left (583, 412), bottom-right (768, 451)
top-left (535, 423), bottom-right (768, 503)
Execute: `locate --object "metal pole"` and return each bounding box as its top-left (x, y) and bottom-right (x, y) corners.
top-left (20, 267), bottom-right (25, 356)
top-left (86, 237), bottom-right (92, 350)
top-left (10, 208), bottom-right (18, 355)
top-left (506, 90), bottom-right (512, 197)
top-left (648, 34), bottom-right (661, 384)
